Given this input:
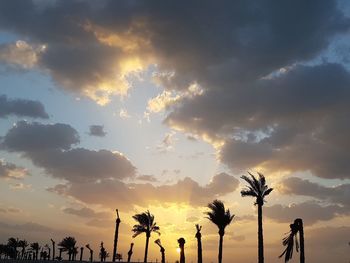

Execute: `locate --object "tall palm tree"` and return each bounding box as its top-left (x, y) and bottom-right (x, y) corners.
top-left (241, 172), bottom-right (273, 263)
top-left (30, 242), bottom-right (40, 260)
top-left (59, 236), bottom-right (77, 261)
top-left (205, 200), bottom-right (234, 263)
top-left (279, 218), bottom-right (305, 263)
top-left (51, 239), bottom-right (56, 261)
top-left (7, 238), bottom-right (19, 259)
top-left (132, 210), bottom-right (160, 263)
top-left (154, 239), bottom-right (165, 263)
top-left (195, 224), bottom-right (202, 263)
top-left (113, 209), bottom-right (121, 262)
top-left (178, 238), bottom-right (186, 263)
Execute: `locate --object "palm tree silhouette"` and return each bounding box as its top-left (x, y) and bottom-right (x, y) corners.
top-left (132, 210), bottom-right (160, 263)
top-left (177, 238), bottom-right (186, 263)
top-left (195, 224), bottom-right (202, 263)
top-left (59, 237), bottom-right (77, 261)
top-left (30, 242), bottom-right (40, 260)
top-left (206, 200), bottom-right (234, 263)
top-left (154, 239), bottom-right (165, 263)
top-left (241, 172), bottom-right (273, 263)
top-left (51, 239), bottom-right (56, 261)
top-left (279, 218), bottom-right (305, 263)
top-left (80, 247), bottom-right (84, 261)
top-left (127, 243), bottom-right (134, 262)
top-left (85, 244), bottom-right (93, 263)
top-left (113, 209), bottom-right (121, 262)
top-left (18, 240), bottom-right (28, 259)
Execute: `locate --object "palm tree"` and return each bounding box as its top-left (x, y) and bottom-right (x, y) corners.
top-left (279, 218), bottom-right (305, 263)
top-left (127, 243), bottom-right (134, 263)
top-left (80, 247), bottom-right (84, 261)
top-left (154, 239), bottom-right (165, 263)
top-left (51, 239), bottom-right (56, 261)
top-left (30, 242), bottom-right (40, 260)
top-left (7, 238), bottom-right (19, 259)
top-left (205, 200), bottom-right (234, 263)
top-left (177, 238), bottom-right (186, 263)
top-left (85, 244), bottom-right (93, 263)
top-left (113, 209), bottom-right (121, 262)
top-left (241, 172), bottom-right (273, 263)
top-left (18, 240), bottom-right (28, 259)
top-left (195, 224), bottom-right (202, 263)
top-left (132, 210), bottom-right (160, 263)
top-left (59, 236), bottom-right (77, 261)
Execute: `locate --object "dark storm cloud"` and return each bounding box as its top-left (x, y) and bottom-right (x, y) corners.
top-left (48, 173), bottom-right (239, 210)
top-left (0, 95), bottom-right (49, 119)
top-left (1, 121), bottom-right (79, 152)
top-left (264, 201), bottom-right (348, 225)
top-left (88, 125), bottom-right (106, 137)
top-left (278, 177), bottom-right (350, 207)
top-left (0, 0), bottom-right (349, 179)
top-left (1, 121), bottom-right (136, 182)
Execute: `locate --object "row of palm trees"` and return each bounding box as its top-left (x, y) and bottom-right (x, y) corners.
top-left (0, 173), bottom-right (305, 263)
top-left (118, 173), bottom-right (304, 263)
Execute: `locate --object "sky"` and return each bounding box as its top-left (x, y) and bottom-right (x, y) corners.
top-left (0, 1), bottom-right (349, 262)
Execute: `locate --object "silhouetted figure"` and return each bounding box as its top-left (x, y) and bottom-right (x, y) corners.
top-left (132, 210), bottom-right (160, 263)
top-left (51, 239), bottom-right (55, 261)
top-left (279, 218), bottom-right (305, 263)
top-left (241, 172), bottom-right (273, 263)
top-left (127, 243), bottom-right (134, 262)
top-left (85, 244), bottom-right (93, 263)
top-left (113, 209), bottom-right (121, 262)
top-left (178, 238), bottom-right (185, 263)
top-left (80, 247), bottom-right (84, 261)
top-left (154, 239), bottom-right (165, 263)
top-left (206, 200), bottom-right (234, 263)
top-left (195, 225), bottom-right (202, 263)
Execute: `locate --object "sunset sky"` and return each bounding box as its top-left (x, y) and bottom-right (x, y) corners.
top-left (0, 1), bottom-right (349, 262)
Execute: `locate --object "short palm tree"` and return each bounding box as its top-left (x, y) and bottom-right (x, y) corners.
top-left (241, 172), bottom-right (273, 263)
top-left (279, 218), bottom-right (305, 263)
top-left (154, 239), bottom-right (165, 263)
top-left (59, 237), bottom-right (77, 261)
top-left (205, 200), bottom-right (234, 263)
top-left (195, 224), bottom-right (202, 263)
top-left (132, 210), bottom-right (160, 263)
top-left (178, 238), bottom-right (186, 263)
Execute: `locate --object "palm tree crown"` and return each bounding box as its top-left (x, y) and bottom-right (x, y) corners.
top-left (132, 210), bottom-right (160, 238)
top-left (58, 236), bottom-right (77, 260)
top-left (205, 200), bottom-right (234, 235)
top-left (240, 172), bottom-right (273, 205)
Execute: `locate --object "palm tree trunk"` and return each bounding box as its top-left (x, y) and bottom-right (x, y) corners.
top-left (258, 203), bottom-right (264, 263)
top-left (298, 219), bottom-right (305, 263)
top-left (218, 234), bottom-right (223, 263)
top-left (197, 238), bottom-right (202, 263)
top-left (144, 234), bottom-right (150, 263)
top-left (112, 215), bottom-right (121, 262)
top-left (52, 242), bottom-right (55, 261)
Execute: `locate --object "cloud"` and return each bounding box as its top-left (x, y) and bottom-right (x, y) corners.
top-left (62, 206), bottom-right (111, 219)
top-left (0, 206), bottom-right (21, 213)
top-left (0, 40), bottom-right (46, 69)
top-left (1, 121), bottom-right (79, 152)
top-left (0, 221), bottom-right (52, 232)
top-left (277, 177), bottom-right (350, 207)
top-left (88, 125), bottom-right (107, 137)
top-left (48, 173), bottom-right (239, 210)
top-left (264, 201), bottom-right (348, 225)
top-left (136, 174), bottom-right (158, 182)
top-left (1, 121), bottom-right (136, 183)
top-left (0, 95), bottom-right (48, 119)
top-left (0, 159), bottom-right (29, 180)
